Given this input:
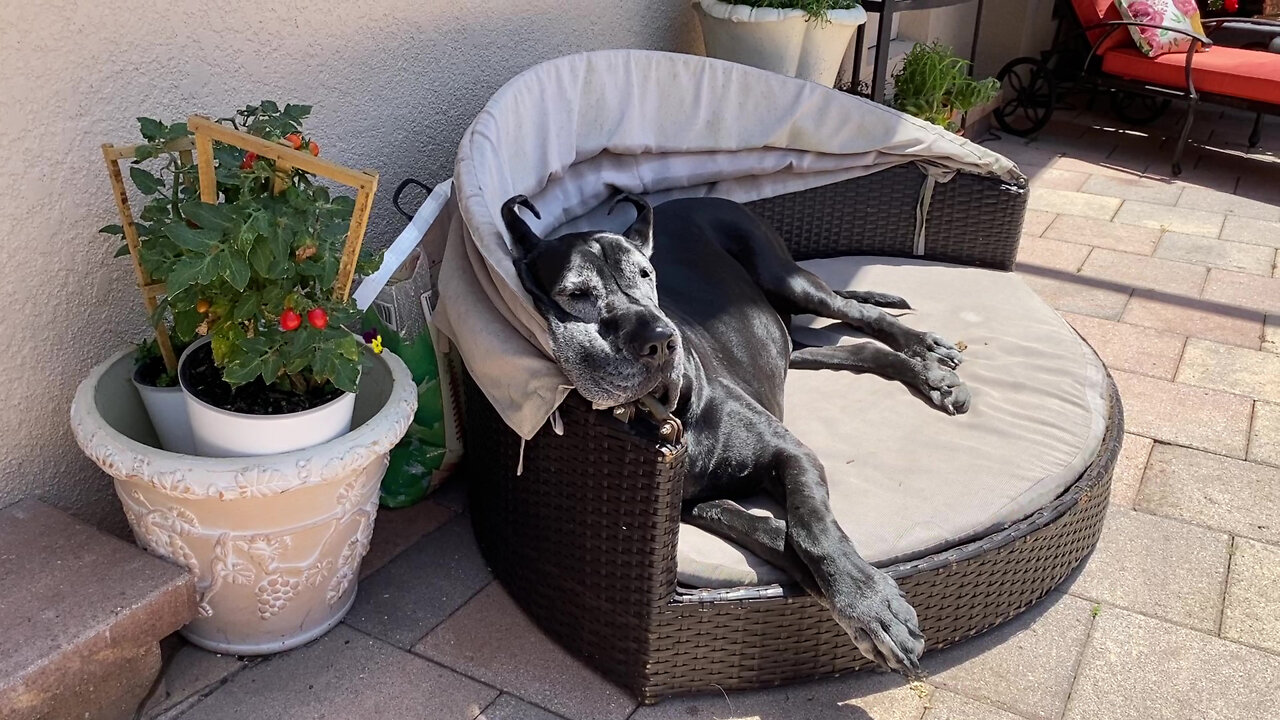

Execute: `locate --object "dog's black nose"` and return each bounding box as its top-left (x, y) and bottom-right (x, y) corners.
top-left (633, 325), bottom-right (675, 365)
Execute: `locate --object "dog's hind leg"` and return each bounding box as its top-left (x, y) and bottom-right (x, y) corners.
top-left (790, 343), bottom-right (970, 415)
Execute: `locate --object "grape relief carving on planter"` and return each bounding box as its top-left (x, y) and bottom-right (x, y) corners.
top-left (117, 468), bottom-right (380, 620)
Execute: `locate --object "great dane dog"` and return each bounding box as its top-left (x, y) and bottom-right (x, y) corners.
top-left (502, 191), bottom-right (970, 674)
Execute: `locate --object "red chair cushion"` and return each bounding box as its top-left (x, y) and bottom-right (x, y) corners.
top-left (1071, 0), bottom-right (1131, 54)
top-left (1101, 46), bottom-right (1280, 105)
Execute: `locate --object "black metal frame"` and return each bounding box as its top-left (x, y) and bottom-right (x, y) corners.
top-left (850, 0), bottom-right (987, 102)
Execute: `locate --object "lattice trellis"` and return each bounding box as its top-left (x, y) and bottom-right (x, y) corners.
top-left (101, 116), bottom-right (379, 374)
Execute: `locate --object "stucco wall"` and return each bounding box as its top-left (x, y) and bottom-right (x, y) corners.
top-left (0, 0), bottom-right (699, 530)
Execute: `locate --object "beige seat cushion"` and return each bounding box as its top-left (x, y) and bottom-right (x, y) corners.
top-left (677, 256), bottom-right (1109, 588)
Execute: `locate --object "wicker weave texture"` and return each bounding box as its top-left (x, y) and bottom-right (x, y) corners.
top-left (747, 165), bottom-right (1027, 270)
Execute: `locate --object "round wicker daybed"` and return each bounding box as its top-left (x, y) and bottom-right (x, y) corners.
top-left (430, 50), bottom-right (1123, 704)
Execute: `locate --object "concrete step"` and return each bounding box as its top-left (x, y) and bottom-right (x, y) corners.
top-left (0, 499), bottom-right (196, 720)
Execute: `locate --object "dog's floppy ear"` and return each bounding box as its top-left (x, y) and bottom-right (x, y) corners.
top-left (609, 192), bottom-right (653, 257)
top-left (502, 195), bottom-right (543, 257)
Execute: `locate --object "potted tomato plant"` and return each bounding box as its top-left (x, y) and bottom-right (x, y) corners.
top-left (694, 0), bottom-right (867, 87)
top-left (73, 103), bottom-right (417, 654)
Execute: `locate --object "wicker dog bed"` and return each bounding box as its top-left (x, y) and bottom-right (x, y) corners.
top-left (462, 164), bottom-right (1122, 703)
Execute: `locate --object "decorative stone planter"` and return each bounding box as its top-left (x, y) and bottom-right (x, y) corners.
top-left (70, 345), bottom-right (416, 655)
top-left (694, 0), bottom-right (868, 87)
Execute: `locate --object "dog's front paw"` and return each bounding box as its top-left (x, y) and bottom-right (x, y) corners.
top-left (918, 359), bottom-right (971, 415)
top-left (923, 332), bottom-right (964, 368)
top-left (831, 569), bottom-right (925, 676)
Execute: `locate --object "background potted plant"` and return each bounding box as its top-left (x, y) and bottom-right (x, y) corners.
top-left (694, 0), bottom-right (867, 87)
top-left (890, 41), bottom-right (1000, 133)
top-left (73, 102), bottom-right (417, 654)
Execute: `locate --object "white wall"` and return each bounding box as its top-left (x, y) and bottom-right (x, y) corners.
top-left (0, 0), bottom-right (699, 530)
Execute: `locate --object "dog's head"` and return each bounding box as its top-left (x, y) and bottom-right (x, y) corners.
top-left (503, 192), bottom-right (683, 409)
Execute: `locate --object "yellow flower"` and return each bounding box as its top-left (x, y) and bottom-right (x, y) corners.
top-left (371, 336), bottom-right (383, 354)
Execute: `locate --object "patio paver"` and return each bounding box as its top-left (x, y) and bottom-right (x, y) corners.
top-left (1267, 315), bottom-right (1280, 353)
top-left (179, 624), bottom-right (498, 720)
top-left (1079, 174), bottom-right (1182, 205)
top-left (1222, 538), bottom-right (1280, 656)
top-left (1062, 507), bottom-right (1230, 633)
top-left (1113, 199), bottom-right (1225, 237)
top-left (359, 499), bottom-right (455, 580)
top-left (629, 672), bottom-right (928, 720)
top-left (1154, 232), bottom-right (1276, 275)
top-left (1110, 433), bottom-right (1153, 507)
top-left (1019, 272), bottom-right (1131, 320)
top-left (1027, 188), bottom-right (1121, 220)
top-left (1175, 337), bottom-right (1280, 403)
top-left (1202, 269), bottom-right (1280, 315)
top-left (1249, 402), bottom-right (1280, 468)
top-left (1015, 236), bottom-right (1092, 273)
top-left (479, 694), bottom-right (566, 720)
top-left (1063, 608), bottom-right (1280, 720)
top-left (1041, 214), bottom-right (1160, 255)
top-left (1030, 168), bottom-right (1089, 192)
top-left (1120, 289), bottom-right (1263, 349)
top-left (920, 594), bottom-right (1094, 720)
top-left (345, 514), bottom-right (492, 649)
top-left (1110, 370), bottom-right (1252, 458)
top-left (922, 689), bottom-right (1028, 720)
top-left (1220, 214), bottom-right (1280, 249)
top-left (416, 583), bottom-right (637, 720)
top-left (1139, 443), bottom-right (1280, 544)
top-left (1021, 209), bottom-right (1056, 237)
top-left (140, 639), bottom-right (248, 719)
top-left (1179, 184), bottom-right (1280, 222)
top-left (1078, 248), bottom-right (1208, 295)
top-left (1061, 312), bottom-right (1183, 380)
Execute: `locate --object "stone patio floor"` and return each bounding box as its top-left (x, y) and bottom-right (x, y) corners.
top-left (144, 104), bottom-right (1280, 720)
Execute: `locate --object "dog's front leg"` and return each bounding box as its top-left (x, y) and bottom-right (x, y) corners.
top-left (768, 447), bottom-right (925, 674)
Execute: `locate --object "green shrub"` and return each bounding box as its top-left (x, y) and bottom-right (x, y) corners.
top-left (891, 41), bottom-right (999, 132)
top-left (731, 0), bottom-right (861, 23)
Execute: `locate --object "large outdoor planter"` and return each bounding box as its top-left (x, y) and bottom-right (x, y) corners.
top-left (70, 344), bottom-right (416, 655)
top-left (694, 0), bottom-right (867, 86)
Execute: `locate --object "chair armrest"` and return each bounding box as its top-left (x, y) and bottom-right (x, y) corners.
top-left (1202, 17), bottom-right (1280, 31)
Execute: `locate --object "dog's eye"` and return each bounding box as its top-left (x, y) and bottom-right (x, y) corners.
top-left (567, 288), bottom-right (591, 300)
top-left (639, 268), bottom-right (651, 279)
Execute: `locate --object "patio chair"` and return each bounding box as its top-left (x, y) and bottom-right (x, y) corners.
top-left (429, 50), bottom-right (1121, 703)
top-left (995, 0), bottom-right (1280, 175)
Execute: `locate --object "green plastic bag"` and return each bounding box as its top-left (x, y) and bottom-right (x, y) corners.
top-left (363, 309), bottom-right (448, 508)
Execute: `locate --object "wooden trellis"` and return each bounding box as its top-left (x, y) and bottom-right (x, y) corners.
top-left (102, 117), bottom-right (379, 373)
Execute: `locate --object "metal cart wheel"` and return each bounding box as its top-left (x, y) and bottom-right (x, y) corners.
top-left (994, 57), bottom-right (1058, 137)
top-left (1110, 91), bottom-right (1172, 125)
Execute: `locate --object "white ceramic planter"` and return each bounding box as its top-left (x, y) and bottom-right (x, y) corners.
top-left (694, 0), bottom-right (867, 87)
top-left (132, 370), bottom-right (197, 456)
top-left (71, 345), bottom-right (416, 654)
top-left (178, 337), bottom-right (356, 458)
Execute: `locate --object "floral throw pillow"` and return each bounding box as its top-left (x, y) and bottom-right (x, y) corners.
top-left (1114, 0), bottom-right (1208, 56)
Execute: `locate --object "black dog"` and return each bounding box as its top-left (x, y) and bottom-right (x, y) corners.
top-left (502, 192), bottom-right (970, 673)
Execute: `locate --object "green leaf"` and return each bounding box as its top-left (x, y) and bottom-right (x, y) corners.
top-left (166, 254), bottom-right (221, 294)
top-left (231, 291), bottom-right (260, 321)
top-left (137, 117), bottom-right (165, 142)
top-left (129, 166), bottom-right (162, 195)
top-left (261, 352), bottom-right (284, 383)
top-left (164, 122), bottom-right (189, 140)
top-left (99, 223), bottom-right (124, 236)
top-left (133, 144), bottom-right (158, 162)
top-left (259, 100), bottom-right (280, 114)
top-left (224, 252), bottom-right (251, 291)
top-left (113, 244), bottom-right (131, 258)
top-left (221, 355), bottom-right (263, 387)
top-left (180, 201), bottom-right (236, 231)
top-left (173, 307), bottom-right (203, 341)
top-left (165, 224), bottom-right (221, 253)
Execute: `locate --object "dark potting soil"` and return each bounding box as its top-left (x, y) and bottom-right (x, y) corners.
top-left (134, 354), bottom-right (176, 388)
top-left (181, 342), bottom-right (343, 416)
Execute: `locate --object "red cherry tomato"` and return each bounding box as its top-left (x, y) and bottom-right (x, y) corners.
top-left (284, 133), bottom-right (303, 150)
top-left (307, 307), bottom-right (328, 330)
top-left (240, 152), bottom-right (258, 170)
top-left (308, 140), bottom-right (319, 157)
top-left (279, 308), bottom-right (302, 331)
